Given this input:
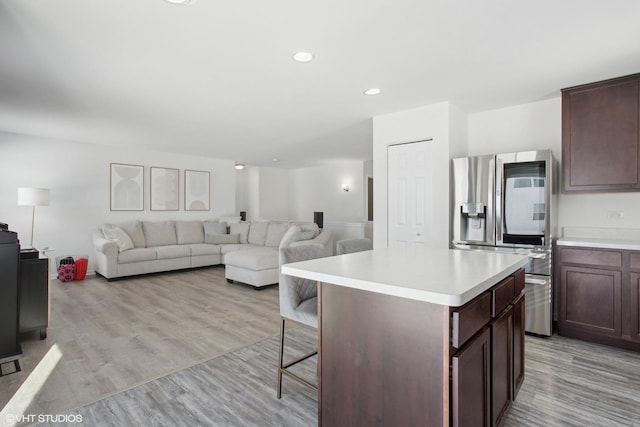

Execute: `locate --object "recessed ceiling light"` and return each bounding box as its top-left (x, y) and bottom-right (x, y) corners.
top-left (234, 162), bottom-right (245, 170)
top-left (364, 88), bottom-right (381, 96)
top-left (292, 52), bottom-right (314, 63)
top-left (164, 0), bottom-right (195, 5)
top-left (272, 158), bottom-right (280, 162)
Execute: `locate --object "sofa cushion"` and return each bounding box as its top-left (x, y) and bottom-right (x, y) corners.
top-left (118, 220), bottom-right (146, 248)
top-left (204, 221), bottom-right (228, 236)
top-left (248, 221), bottom-right (269, 245)
top-left (224, 247), bottom-right (278, 271)
top-left (220, 243), bottom-right (262, 255)
top-left (265, 222), bottom-right (290, 247)
top-left (230, 222), bottom-right (250, 244)
top-left (206, 233), bottom-right (240, 245)
top-left (156, 245), bottom-right (190, 260)
top-left (118, 248), bottom-right (157, 264)
top-left (102, 224), bottom-right (134, 252)
top-left (189, 244), bottom-right (222, 256)
top-left (143, 221), bottom-right (177, 247)
top-left (176, 221), bottom-right (204, 244)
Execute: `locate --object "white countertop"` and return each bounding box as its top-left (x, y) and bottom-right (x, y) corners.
top-left (557, 237), bottom-right (640, 251)
top-left (281, 247), bottom-right (528, 307)
top-left (558, 227), bottom-right (640, 251)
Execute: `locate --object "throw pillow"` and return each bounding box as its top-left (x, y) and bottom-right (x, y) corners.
top-left (230, 222), bottom-right (250, 244)
top-left (299, 222), bottom-right (320, 237)
top-left (218, 215), bottom-right (242, 225)
top-left (118, 220), bottom-right (146, 248)
top-left (279, 225), bottom-right (302, 249)
top-left (204, 221), bottom-right (228, 235)
top-left (206, 233), bottom-right (241, 245)
top-left (293, 230), bottom-right (316, 242)
top-left (102, 224), bottom-right (135, 252)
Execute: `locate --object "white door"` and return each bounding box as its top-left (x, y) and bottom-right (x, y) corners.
top-left (388, 140), bottom-right (434, 247)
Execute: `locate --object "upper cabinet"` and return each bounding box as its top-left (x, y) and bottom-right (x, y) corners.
top-left (562, 73), bottom-right (640, 193)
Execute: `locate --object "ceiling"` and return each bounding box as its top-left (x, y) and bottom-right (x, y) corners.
top-left (1, 0), bottom-right (640, 168)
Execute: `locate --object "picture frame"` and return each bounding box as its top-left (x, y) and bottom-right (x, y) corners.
top-left (150, 167), bottom-right (179, 211)
top-left (184, 169), bottom-right (210, 211)
top-left (110, 163), bottom-right (144, 211)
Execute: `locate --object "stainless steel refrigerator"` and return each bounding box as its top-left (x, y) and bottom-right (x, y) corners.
top-left (450, 149), bottom-right (557, 336)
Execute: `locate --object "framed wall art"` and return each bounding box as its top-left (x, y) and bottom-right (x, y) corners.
top-left (110, 163), bottom-right (144, 211)
top-left (184, 169), bottom-right (210, 211)
top-left (150, 167), bottom-right (179, 211)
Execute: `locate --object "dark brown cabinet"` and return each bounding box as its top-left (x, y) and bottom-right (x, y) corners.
top-left (19, 257), bottom-right (49, 340)
top-left (450, 273), bottom-right (524, 427)
top-left (512, 293), bottom-right (525, 397)
top-left (490, 305), bottom-right (513, 427)
top-left (558, 246), bottom-right (640, 351)
top-left (562, 73), bottom-right (640, 193)
top-left (318, 269), bottom-right (525, 427)
top-left (631, 272), bottom-right (640, 341)
top-left (452, 327), bottom-right (491, 427)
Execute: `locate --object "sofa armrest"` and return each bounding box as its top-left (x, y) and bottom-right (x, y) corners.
top-left (92, 228), bottom-right (119, 278)
top-left (94, 236), bottom-right (118, 257)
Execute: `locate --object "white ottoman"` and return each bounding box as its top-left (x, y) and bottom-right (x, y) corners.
top-left (224, 247), bottom-right (279, 289)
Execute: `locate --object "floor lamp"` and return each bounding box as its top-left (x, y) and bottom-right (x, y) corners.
top-left (17, 187), bottom-right (50, 249)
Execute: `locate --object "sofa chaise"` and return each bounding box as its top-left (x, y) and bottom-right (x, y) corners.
top-left (92, 219), bottom-right (332, 288)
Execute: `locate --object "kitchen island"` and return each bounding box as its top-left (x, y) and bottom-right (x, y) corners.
top-left (282, 246), bottom-right (528, 427)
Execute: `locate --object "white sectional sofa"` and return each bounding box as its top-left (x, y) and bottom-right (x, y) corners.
top-left (92, 219), bottom-right (332, 288)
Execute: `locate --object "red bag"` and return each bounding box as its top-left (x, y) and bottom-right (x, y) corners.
top-left (75, 258), bottom-right (88, 280)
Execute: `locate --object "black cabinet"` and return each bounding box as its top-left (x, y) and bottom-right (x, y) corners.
top-left (0, 231), bottom-right (21, 360)
top-left (19, 256), bottom-right (49, 340)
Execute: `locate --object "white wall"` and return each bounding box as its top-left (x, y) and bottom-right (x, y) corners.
top-left (0, 132), bottom-right (236, 273)
top-left (468, 98), bottom-right (640, 231)
top-left (372, 101), bottom-right (461, 249)
top-left (468, 98), bottom-right (561, 157)
top-left (290, 162), bottom-right (366, 222)
top-left (257, 167), bottom-right (291, 220)
top-left (235, 162), bottom-right (369, 223)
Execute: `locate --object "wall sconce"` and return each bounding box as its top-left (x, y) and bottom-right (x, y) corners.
top-left (341, 184), bottom-right (350, 192)
top-left (234, 162), bottom-right (245, 170)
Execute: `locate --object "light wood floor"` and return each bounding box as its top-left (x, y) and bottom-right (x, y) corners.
top-left (2, 267), bottom-right (640, 426)
top-left (0, 266), bottom-right (281, 421)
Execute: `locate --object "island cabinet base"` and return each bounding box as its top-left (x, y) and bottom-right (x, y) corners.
top-left (318, 283), bottom-right (450, 426)
top-left (317, 269), bottom-right (525, 427)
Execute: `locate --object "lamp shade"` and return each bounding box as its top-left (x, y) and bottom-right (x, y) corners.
top-left (17, 188), bottom-right (50, 206)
